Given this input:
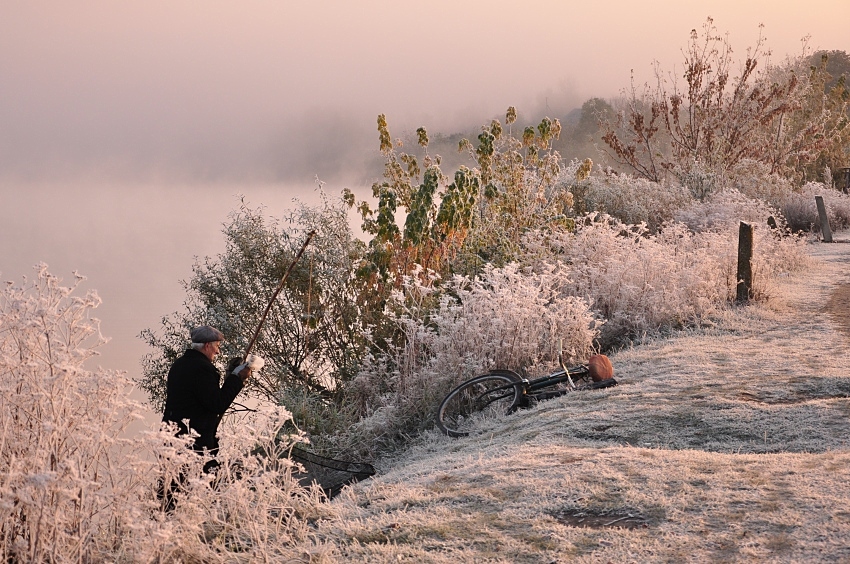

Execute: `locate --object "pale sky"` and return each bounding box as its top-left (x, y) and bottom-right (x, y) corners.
top-left (0, 1), bottom-right (848, 402)
top-left (2, 0), bottom-right (848, 183)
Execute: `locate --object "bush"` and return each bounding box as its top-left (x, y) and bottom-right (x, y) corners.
top-left (334, 263), bottom-right (598, 457)
top-left (674, 190), bottom-right (809, 299)
top-left (528, 201), bottom-right (808, 347)
top-left (674, 188), bottom-right (785, 233)
top-left (139, 194), bottom-right (370, 416)
top-left (532, 217), bottom-right (729, 347)
top-left (0, 265), bottom-right (324, 562)
top-left (778, 182), bottom-right (850, 234)
top-left (570, 171), bottom-right (691, 232)
top-left (601, 19), bottom-right (841, 183)
top-left (723, 159), bottom-right (796, 206)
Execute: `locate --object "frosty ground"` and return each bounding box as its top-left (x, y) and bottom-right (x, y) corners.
top-left (299, 237), bottom-right (850, 563)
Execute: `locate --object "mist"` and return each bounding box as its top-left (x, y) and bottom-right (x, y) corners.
top-left (4, 1), bottom-right (846, 185)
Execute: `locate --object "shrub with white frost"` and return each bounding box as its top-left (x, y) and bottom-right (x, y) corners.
top-left (338, 263), bottom-right (598, 456)
top-left (674, 189), bottom-right (809, 296)
top-left (778, 182), bottom-right (850, 234)
top-left (0, 265), bottom-right (138, 561)
top-left (530, 204), bottom-right (807, 347)
top-left (570, 172), bottom-right (691, 232)
top-left (0, 265), bottom-right (325, 562)
top-left (533, 216), bottom-right (729, 346)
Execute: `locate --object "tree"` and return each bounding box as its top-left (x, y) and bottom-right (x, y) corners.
top-left (345, 115), bottom-right (482, 287)
top-left (348, 109), bottom-right (577, 284)
top-left (796, 50), bottom-right (850, 182)
top-left (138, 192), bottom-right (369, 413)
top-left (811, 50), bottom-right (850, 92)
top-left (573, 97), bottom-right (614, 143)
top-left (601, 18), bottom-right (839, 183)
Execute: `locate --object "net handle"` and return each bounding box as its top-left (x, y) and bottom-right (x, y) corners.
top-left (243, 230), bottom-right (316, 358)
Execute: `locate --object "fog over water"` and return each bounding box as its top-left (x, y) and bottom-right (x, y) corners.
top-left (0, 181), bottom-right (326, 389)
top-left (1, 1), bottom-right (848, 415)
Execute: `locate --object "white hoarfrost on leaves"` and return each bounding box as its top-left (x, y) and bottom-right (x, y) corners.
top-left (530, 215), bottom-right (728, 346)
top-left (780, 181), bottom-right (850, 234)
top-left (578, 172), bottom-right (691, 232)
top-left (341, 263), bottom-right (598, 456)
top-left (422, 263), bottom-right (597, 376)
top-left (0, 265), bottom-right (141, 561)
top-left (526, 195), bottom-right (809, 346)
top-left (0, 265), bottom-right (326, 563)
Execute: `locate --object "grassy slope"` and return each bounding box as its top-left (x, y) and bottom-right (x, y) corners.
top-left (306, 239), bottom-right (850, 563)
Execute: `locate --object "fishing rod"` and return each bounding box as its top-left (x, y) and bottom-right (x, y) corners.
top-left (243, 229), bottom-right (316, 360)
top-left (220, 230), bottom-right (316, 420)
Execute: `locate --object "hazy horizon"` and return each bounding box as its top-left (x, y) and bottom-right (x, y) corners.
top-left (2, 1), bottom-right (848, 185)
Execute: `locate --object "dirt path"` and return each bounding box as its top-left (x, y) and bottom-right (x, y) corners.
top-left (818, 236), bottom-right (850, 339)
top-left (826, 280), bottom-right (850, 337)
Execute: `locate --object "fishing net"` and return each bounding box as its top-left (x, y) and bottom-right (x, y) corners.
top-left (289, 445), bottom-right (375, 499)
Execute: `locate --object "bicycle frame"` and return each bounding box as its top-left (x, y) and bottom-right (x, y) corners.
top-left (522, 365), bottom-right (591, 400)
top-left (472, 365), bottom-right (591, 411)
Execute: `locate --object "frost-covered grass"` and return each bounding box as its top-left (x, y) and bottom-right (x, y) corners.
top-left (309, 238), bottom-right (850, 562)
top-left (0, 267), bottom-right (327, 562)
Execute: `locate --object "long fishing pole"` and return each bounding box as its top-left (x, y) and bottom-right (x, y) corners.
top-left (243, 229), bottom-right (316, 359)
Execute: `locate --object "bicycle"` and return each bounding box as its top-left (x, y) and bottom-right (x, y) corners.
top-left (436, 352), bottom-right (618, 437)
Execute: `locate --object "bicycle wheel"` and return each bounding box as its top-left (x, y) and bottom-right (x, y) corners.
top-left (436, 371), bottom-right (523, 438)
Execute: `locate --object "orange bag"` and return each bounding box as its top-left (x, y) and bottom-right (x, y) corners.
top-left (588, 354), bottom-right (614, 382)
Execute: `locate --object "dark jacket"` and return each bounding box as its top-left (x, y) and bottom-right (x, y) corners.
top-left (162, 348), bottom-right (244, 452)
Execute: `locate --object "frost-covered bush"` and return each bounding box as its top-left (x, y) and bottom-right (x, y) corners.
top-left (778, 182), bottom-right (850, 234)
top-left (674, 188), bottom-right (786, 233)
top-left (724, 159), bottom-right (796, 206)
top-left (424, 264), bottom-right (597, 374)
top-left (716, 164), bottom-right (850, 235)
top-left (570, 173), bottom-right (691, 232)
top-left (534, 217), bottom-right (730, 347)
top-left (529, 201), bottom-right (808, 346)
top-left (0, 265), bottom-right (146, 561)
top-left (145, 407), bottom-right (329, 562)
top-left (140, 195), bottom-right (370, 435)
top-left (0, 265), bottom-right (324, 562)
top-left (337, 263), bottom-right (598, 456)
top-left (674, 189), bottom-right (809, 276)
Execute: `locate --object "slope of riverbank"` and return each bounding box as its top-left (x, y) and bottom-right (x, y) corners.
top-left (304, 238), bottom-right (850, 562)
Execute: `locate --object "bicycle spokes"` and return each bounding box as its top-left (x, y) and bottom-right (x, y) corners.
top-left (436, 373), bottom-right (522, 437)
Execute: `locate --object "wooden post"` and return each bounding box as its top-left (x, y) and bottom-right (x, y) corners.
top-left (815, 195), bottom-right (833, 243)
top-left (736, 221), bottom-right (754, 303)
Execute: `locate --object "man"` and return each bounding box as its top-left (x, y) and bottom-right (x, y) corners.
top-left (162, 325), bottom-right (251, 471)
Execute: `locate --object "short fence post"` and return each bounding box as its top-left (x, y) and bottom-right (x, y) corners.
top-left (736, 221), bottom-right (754, 303)
top-left (815, 195), bottom-right (833, 243)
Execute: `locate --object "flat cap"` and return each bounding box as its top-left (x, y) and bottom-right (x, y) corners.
top-left (190, 325), bottom-right (224, 343)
